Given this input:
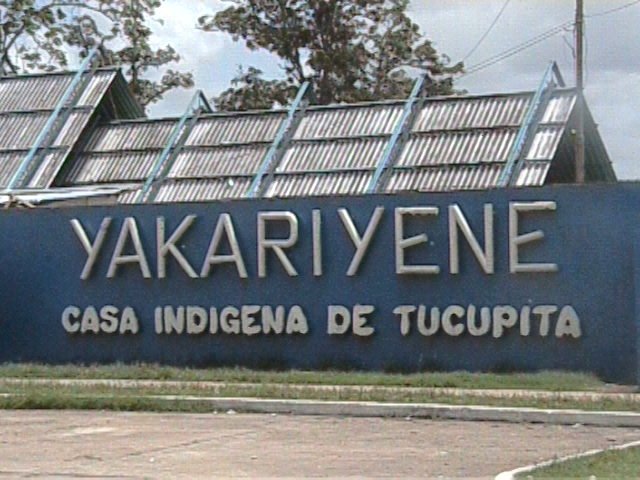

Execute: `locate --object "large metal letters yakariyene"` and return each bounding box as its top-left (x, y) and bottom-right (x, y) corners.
top-left (0, 184), bottom-right (638, 383)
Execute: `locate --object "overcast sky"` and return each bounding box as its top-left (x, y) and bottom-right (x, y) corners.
top-left (146, 0), bottom-right (640, 179)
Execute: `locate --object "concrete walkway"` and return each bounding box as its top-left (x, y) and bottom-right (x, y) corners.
top-left (1, 410), bottom-right (639, 479)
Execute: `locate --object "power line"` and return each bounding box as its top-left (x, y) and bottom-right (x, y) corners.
top-left (462, 0), bottom-right (512, 62)
top-left (461, 21), bottom-right (572, 77)
top-left (587, 0), bottom-right (640, 18)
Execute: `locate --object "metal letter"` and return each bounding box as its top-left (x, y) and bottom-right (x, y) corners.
top-left (201, 213), bottom-right (248, 278)
top-left (395, 207), bottom-right (440, 274)
top-left (71, 217), bottom-right (112, 280)
top-left (338, 207), bottom-right (384, 276)
top-left (449, 204), bottom-right (494, 274)
top-left (107, 217), bottom-right (152, 279)
top-left (509, 201), bottom-right (558, 273)
top-left (157, 215), bottom-right (198, 279)
top-left (257, 211), bottom-right (299, 277)
top-left (312, 209), bottom-right (323, 277)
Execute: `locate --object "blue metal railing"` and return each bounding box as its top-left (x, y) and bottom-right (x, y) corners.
top-left (137, 90), bottom-right (211, 203)
top-left (247, 81), bottom-right (310, 198)
top-left (498, 62), bottom-right (564, 187)
top-left (7, 46), bottom-right (100, 190)
top-left (366, 74), bottom-right (426, 193)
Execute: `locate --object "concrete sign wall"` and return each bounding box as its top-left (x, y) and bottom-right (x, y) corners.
top-left (0, 184), bottom-right (638, 383)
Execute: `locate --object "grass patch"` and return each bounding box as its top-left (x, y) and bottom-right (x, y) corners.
top-left (519, 446), bottom-right (640, 478)
top-left (0, 363), bottom-right (631, 413)
top-left (0, 363), bottom-right (607, 391)
top-left (0, 381), bottom-right (638, 412)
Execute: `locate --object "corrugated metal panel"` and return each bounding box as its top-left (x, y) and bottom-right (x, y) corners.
top-left (385, 165), bottom-right (504, 193)
top-left (278, 138), bottom-right (387, 173)
top-left (0, 151), bottom-right (26, 188)
top-left (169, 145), bottom-right (268, 178)
top-left (541, 92), bottom-right (576, 124)
top-left (0, 71), bottom-right (113, 112)
top-left (65, 151), bottom-right (157, 184)
top-left (27, 151), bottom-right (67, 188)
top-left (294, 103), bottom-right (404, 139)
top-left (266, 171), bottom-right (373, 198)
top-left (118, 188), bottom-right (142, 204)
top-left (76, 71), bottom-right (117, 106)
top-left (413, 94), bottom-right (531, 132)
top-left (0, 74), bottom-right (72, 111)
top-left (154, 177), bottom-right (252, 203)
top-left (0, 111), bottom-right (87, 149)
top-left (0, 113), bottom-right (49, 149)
top-left (515, 161), bottom-right (551, 187)
top-left (83, 120), bottom-right (177, 152)
top-left (397, 129), bottom-right (517, 167)
top-left (54, 111), bottom-right (93, 146)
top-left (185, 113), bottom-right (285, 146)
top-left (525, 126), bottom-right (565, 161)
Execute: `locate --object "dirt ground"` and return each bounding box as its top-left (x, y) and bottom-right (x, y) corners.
top-left (0, 410), bottom-right (638, 479)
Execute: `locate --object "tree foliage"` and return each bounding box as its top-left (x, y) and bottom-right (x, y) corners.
top-left (0, 0), bottom-right (193, 107)
top-left (199, 0), bottom-right (463, 111)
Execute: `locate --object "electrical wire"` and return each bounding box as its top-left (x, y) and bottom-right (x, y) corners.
top-left (461, 21), bottom-right (572, 78)
top-left (461, 0), bottom-right (512, 62)
top-left (587, 0), bottom-right (640, 18)
top-left (453, 0), bottom-right (640, 81)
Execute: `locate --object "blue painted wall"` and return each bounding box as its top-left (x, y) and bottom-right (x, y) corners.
top-left (0, 183), bottom-right (638, 383)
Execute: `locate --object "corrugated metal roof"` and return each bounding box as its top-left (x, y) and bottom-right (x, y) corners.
top-left (265, 171), bottom-right (374, 198)
top-left (515, 161), bottom-right (551, 186)
top-left (0, 70), bottom-right (123, 189)
top-left (385, 89), bottom-right (581, 193)
top-left (397, 129), bottom-right (517, 167)
top-left (59, 85), bottom-right (613, 202)
top-left (294, 103), bottom-right (404, 139)
top-left (69, 109), bottom-right (288, 201)
top-left (84, 120), bottom-right (177, 151)
top-left (386, 165), bottom-right (504, 193)
top-left (0, 152), bottom-right (25, 186)
top-left (412, 94), bottom-right (530, 132)
top-left (0, 70), bottom-right (116, 112)
top-left (278, 138), bottom-right (387, 173)
top-left (0, 111), bottom-right (91, 150)
top-left (65, 151), bottom-right (158, 184)
top-left (168, 146), bottom-right (267, 178)
top-left (186, 113), bottom-right (285, 145)
top-left (154, 177), bottom-right (253, 203)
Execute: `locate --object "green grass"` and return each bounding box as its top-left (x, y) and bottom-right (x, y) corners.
top-left (520, 446), bottom-right (640, 478)
top-left (0, 378), bottom-right (638, 412)
top-left (0, 363), bottom-right (607, 391)
top-left (0, 363), bottom-right (632, 413)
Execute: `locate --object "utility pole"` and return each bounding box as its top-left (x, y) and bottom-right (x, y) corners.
top-left (575, 0), bottom-right (586, 183)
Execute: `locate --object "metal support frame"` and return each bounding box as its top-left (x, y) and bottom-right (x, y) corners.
top-left (247, 81), bottom-right (310, 198)
top-left (137, 90), bottom-right (212, 203)
top-left (7, 46), bottom-right (100, 190)
top-left (498, 62), bottom-right (565, 187)
top-left (366, 74), bottom-right (427, 193)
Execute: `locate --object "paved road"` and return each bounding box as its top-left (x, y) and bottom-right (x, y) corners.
top-left (0, 410), bottom-right (638, 479)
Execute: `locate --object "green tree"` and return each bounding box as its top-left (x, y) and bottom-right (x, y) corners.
top-left (72, 0), bottom-right (194, 107)
top-left (199, 0), bottom-right (463, 111)
top-left (0, 0), bottom-right (193, 107)
top-left (0, 0), bottom-right (114, 74)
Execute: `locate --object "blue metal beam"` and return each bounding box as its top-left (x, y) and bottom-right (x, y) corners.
top-left (498, 62), bottom-right (563, 187)
top-left (137, 90), bottom-right (211, 203)
top-left (247, 81), bottom-right (310, 198)
top-left (367, 74), bottom-right (426, 193)
top-left (7, 46), bottom-right (100, 190)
